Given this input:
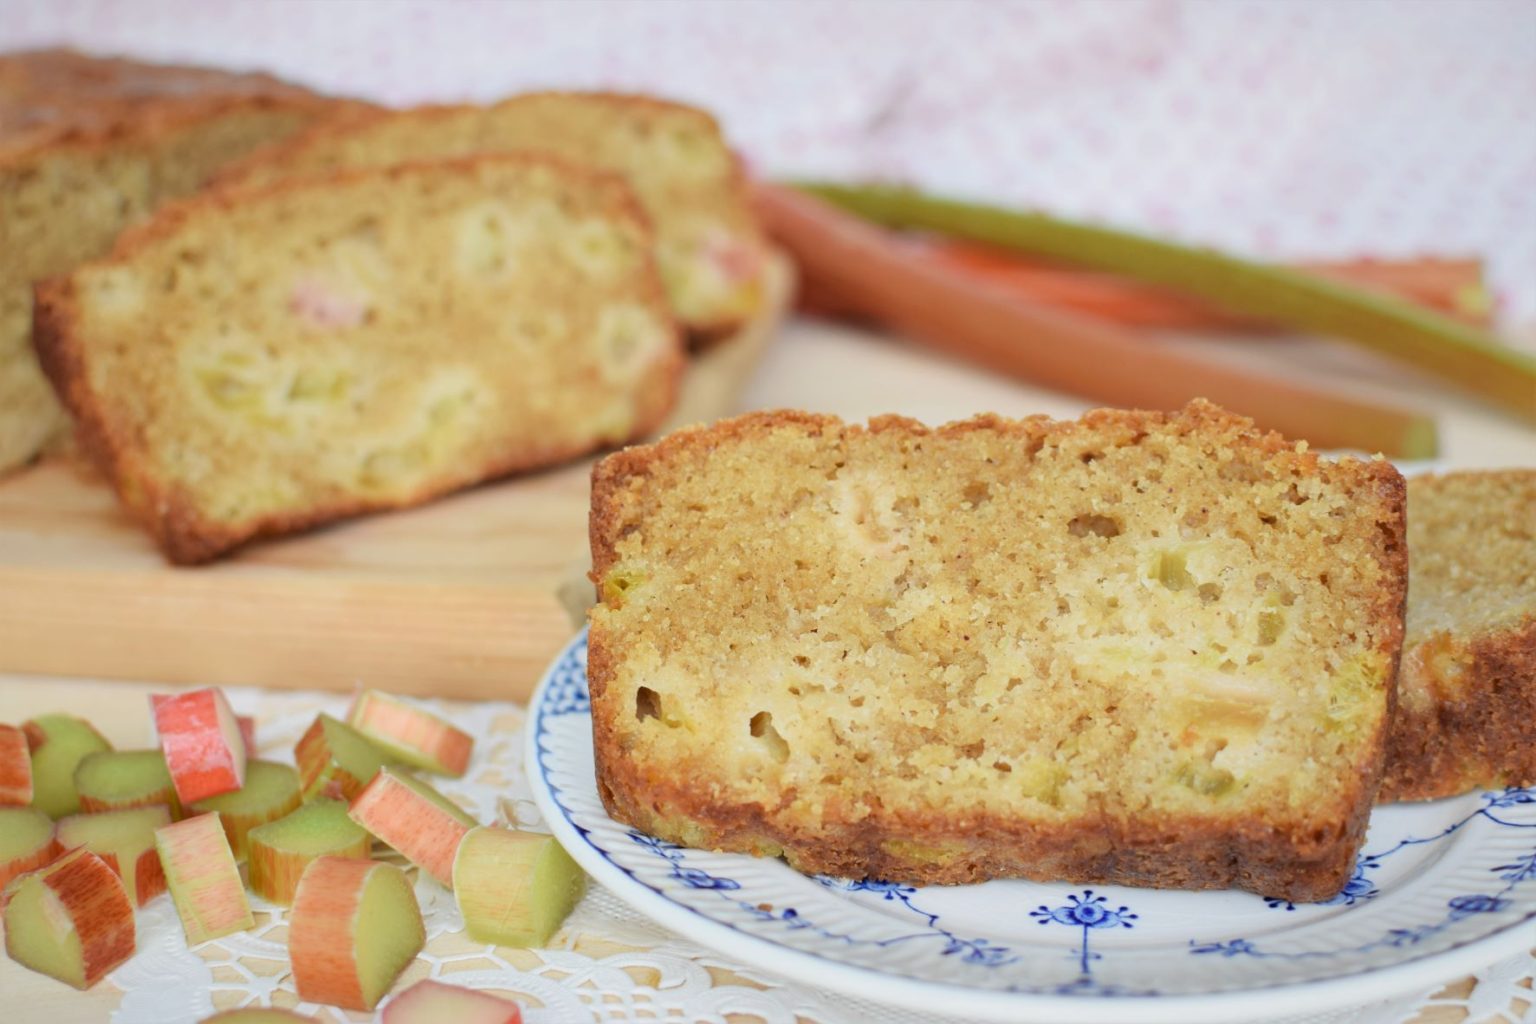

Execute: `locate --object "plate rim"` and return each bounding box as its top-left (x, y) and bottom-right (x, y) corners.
top-left (525, 627), bottom-right (1536, 1024)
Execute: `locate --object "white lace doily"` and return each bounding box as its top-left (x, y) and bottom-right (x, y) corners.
top-left (94, 686), bottom-right (1533, 1024)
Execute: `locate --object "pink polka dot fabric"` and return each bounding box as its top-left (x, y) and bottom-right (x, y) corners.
top-left (6, 0), bottom-right (1534, 323)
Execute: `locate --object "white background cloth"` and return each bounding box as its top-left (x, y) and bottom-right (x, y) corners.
top-left (6, 0), bottom-right (1535, 324)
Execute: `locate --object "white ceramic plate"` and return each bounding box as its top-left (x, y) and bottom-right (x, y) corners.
top-left (527, 629), bottom-right (1536, 1023)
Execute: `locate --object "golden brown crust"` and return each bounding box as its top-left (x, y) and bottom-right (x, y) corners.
top-left (31, 277), bottom-right (110, 477)
top-left (0, 46), bottom-right (348, 165)
top-left (589, 409), bottom-right (842, 586)
top-left (213, 90), bottom-right (729, 187)
top-left (104, 149), bottom-right (654, 264)
top-left (1, 50), bottom-right (358, 476)
top-left (1381, 616), bottom-right (1536, 801)
top-left (0, 47), bottom-right (317, 105)
top-left (587, 402), bottom-right (1407, 900)
top-left (213, 92), bottom-right (766, 344)
top-left (1378, 470), bottom-right (1536, 802)
top-left (594, 764), bottom-right (1369, 900)
top-left (0, 95), bottom-right (323, 165)
top-left (35, 153), bottom-right (683, 565)
top-left (33, 274), bottom-right (209, 561)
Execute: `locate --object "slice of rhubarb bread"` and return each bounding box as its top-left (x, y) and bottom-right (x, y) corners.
top-left (588, 401), bottom-right (1408, 901)
top-left (216, 92), bottom-right (769, 345)
top-left (35, 155), bottom-right (683, 563)
top-left (1380, 469), bottom-right (1536, 801)
top-left (0, 47), bottom-right (347, 474)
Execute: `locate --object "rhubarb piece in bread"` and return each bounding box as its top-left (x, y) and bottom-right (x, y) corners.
top-left (35, 155), bottom-right (682, 563)
top-left (215, 93), bottom-right (769, 344)
top-left (0, 48), bottom-right (344, 474)
top-left (588, 401), bottom-right (1408, 900)
top-left (1380, 470), bottom-right (1536, 801)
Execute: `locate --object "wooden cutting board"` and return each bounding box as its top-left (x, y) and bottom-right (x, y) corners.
top-left (0, 255), bottom-right (792, 702)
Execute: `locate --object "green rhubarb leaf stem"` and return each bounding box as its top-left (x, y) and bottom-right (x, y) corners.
top-left (795, 182), bottom-right (1536, 424)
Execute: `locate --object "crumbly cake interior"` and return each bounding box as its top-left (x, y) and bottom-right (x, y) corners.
top-left (1405, 472), bottom-right (1535, 642)
top-left (0, 105), bottom-right (321, 471)
top-left (1399, 471), bottom-right (1536, 710)
top-left (2, 108), bottom-right (320, 292)
top-left (60, 157), bottom-right (678, 534)
top-left (0, 286), bottom-right (65, 466)
top-left (594, 408), bottom-right (1402, 844)
top-left (223, 95), bottom-right (767, 334)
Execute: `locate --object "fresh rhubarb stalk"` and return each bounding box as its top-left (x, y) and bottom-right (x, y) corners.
top-left (2, 847), bottom-right (135, 989)
top-left (190, 759), bottom-right (301, 860)
top-left (0, 806), bottom-right (59, 889)
top-left (914, 242), bottom-right (1493, 330)
top-left (794, 182), bottom-right (1536, 426)
top-left (152, 688), bottom-right (247, 804)
top-left (75, 749), bottom-right (183, 819)
top-left (289, 856), bottom-right (424, 1011)
top-left (347, 768), bottom-right (476, 887)
top-left (451, 826), bottom-right (585, 948)
top-left (898, 241), bottom-right (1275, 331)
top-left (346, 690), bottom-right (473, 777)
top-left (247, 799), bottom-right (370, 905)
top-left (155, 812), bottom-right (254, 943)
top-left (383, 979), bottom-right (523, 1024)
top-left (23, 714), bottom-right (112, 818)
top-left (199, 1010), bottom-right (320, 1023)
top-left (755, 184), bottom-right (1440, 458)
top-left (57, 806), bottom-right (172, 907)
top-left (295, 714), bottom-right (396, 802)
top-left (1303, 258), bottom-right (1491, 324)
top-left (0, 724), bottom-right (32, 805)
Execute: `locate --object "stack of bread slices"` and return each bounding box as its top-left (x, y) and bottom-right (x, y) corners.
top-left (1, 48), bottom-right (348, 476)
top-left (10, 49), bottom-right (770, 564)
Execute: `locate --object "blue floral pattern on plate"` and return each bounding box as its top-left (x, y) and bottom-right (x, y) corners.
top-left (527, 630), bottom-right (1536, 1023)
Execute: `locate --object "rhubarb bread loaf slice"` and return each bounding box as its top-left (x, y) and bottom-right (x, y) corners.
top-left (1380, 470), bottom-right (1535, 801)
top-left (0, 48), bottom-right (345, 474)
top-left (215, 93), bottom-right (769, 344)
top-left (35, 155), bottom-right (682, 564)
top-left (589, 401), bottom-right (1408, 901)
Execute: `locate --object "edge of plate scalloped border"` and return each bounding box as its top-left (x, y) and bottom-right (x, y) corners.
top-left (524, 627), bottom-right (1535, 1024)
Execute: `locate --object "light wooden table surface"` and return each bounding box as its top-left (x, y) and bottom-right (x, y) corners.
top-left (740, 316), bottom-right (1536, 467)
top-left (2, 314), bottom-right (1533, 1023)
